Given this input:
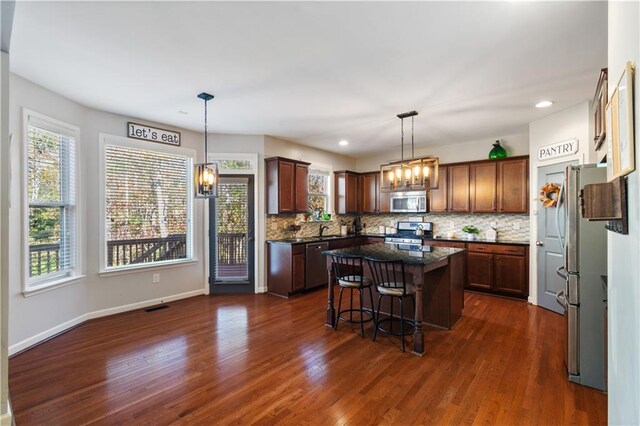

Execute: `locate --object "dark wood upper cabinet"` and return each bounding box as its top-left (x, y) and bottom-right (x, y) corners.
top-left (429, 165), bottom-right (448, 212)
top-left (334, 171), bottom-right (360, 214)
top-left (265, 157), bottom-right (310, 214)
top-left (497, 158), bottom-right (529, 213)
top-left (429, 156), bottom-right (528, 214)
top-left (379, 191), bottom-right (390, 213)
top-left (360, 172), bottom-right (379, 213)
top-left (295, 163), bottom-right (309, 213)
top-left (471, 162), bottom-right (497, 213)
top-left (448, 164), bottom-right (471, 213)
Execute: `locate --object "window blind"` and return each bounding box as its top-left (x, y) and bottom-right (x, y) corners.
top-left (105, 144), bottom-right (191, 268)
top-left (27, 125), bottom-right (76, 280)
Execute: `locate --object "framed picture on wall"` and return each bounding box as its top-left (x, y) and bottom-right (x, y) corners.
top-left (612, 61), bottom-right (635, 179)
top-left (606, 99), bottom-right (615, 182)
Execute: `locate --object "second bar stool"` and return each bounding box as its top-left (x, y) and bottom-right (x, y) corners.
top-left (330, 253), bottom-right (375, 338)
top-left (367, 258), bottom-right (416, 352)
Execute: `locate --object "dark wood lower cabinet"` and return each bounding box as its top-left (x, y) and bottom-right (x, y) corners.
top-left (467, 252), bottom-right (494, 291)
top-left (466, 243), bottom-right (529, 299)
top-left (494, 254), bottom-right (527, 296)
top-left (292, 252), bottom-right (306, 293)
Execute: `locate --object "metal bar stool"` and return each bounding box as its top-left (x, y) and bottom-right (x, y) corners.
top-left (366, 258), bottom-right (416, 352)
top-left (330, 254), bottom-right (375, 338)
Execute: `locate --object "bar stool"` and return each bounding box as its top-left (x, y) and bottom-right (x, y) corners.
top-left (330, 254), bottom-right (375, 338)
top-left (366, 258), bottom-right (416, 352)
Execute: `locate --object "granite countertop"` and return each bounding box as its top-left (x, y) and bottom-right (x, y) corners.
top-left (267, 234), bottom-right (386, 244)
top-left (267, 233), bottom-right (529, 246)
top-left (322, 243), bottom-right (465, 266)
top-left (424, 236), bottom-right (530, 246)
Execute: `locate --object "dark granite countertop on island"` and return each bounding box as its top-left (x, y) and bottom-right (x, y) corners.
top-left (322, 243), bottom-right (465, 266)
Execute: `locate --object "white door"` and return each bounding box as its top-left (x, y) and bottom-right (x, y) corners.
top-left (536, 160), bottom-right (576, 314)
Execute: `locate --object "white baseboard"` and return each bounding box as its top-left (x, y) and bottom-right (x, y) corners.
top-left (84, 289), bottom-right (204, 320)
top-left (528, 296), bottom-right (536, 305)
top-left (9, 289), bottom-right (204, 356)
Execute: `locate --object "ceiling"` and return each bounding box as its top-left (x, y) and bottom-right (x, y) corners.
top-left (10, 1), bottom-right (607, 157)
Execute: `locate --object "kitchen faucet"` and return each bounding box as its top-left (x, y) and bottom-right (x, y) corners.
top-left (319, 225), bottom-right (330, 237)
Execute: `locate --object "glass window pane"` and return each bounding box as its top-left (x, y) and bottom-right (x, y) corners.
top-left (28, 126), bottom-right (62, 203)
top-left (308, 174), bottom-right (326, 194)
top-left (308, 195), bottom-right (326, 211)
top-left (212, 159), bottom-right (252, 170)
top-left (28, 206), bottom-right (61, 277)
top-left (105, 145), bottom-right (189, 268)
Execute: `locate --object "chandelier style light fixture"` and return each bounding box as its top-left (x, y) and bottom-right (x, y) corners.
top-left (194, 92), bottom-right (218, 198)
top-left (380, 110), bottom-right (439, 192)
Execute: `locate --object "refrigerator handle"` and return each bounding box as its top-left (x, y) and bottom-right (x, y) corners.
top-left (555, 289), bottom-right (567, 311)
top-left (555, 177), bottom-right (566, 252)
top-left (556, 265), bottom-right (568, 280)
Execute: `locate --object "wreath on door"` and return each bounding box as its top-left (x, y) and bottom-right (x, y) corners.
top-left (536, 183), bottom-right (561, 208)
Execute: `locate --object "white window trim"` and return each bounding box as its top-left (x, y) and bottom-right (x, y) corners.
top-left (98, 133), bottom-right (196, 274)
top-left (22, 109), bottom-right (82, 295)
top-left (308, 162), bottom-right (333, 214)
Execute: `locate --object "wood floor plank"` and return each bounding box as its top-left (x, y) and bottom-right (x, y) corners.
top-left (9, 289), bottom-right (606, 425)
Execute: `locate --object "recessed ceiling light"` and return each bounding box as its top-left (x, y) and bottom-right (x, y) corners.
top-left (339, 140), bottom-right (349, 146)
top-left (535, 100), bottom-right (554, 108)
top-left (178, 110), bottom-right (189, 115)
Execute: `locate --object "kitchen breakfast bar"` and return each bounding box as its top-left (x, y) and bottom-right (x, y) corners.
top-left (323, 243), bottom-right (466, 355)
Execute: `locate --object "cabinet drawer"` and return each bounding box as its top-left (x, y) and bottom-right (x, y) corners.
top-left (467, 243), bottom-right (525, 256)
top-left (426, 240), bottom-right (466, 249)
top-left (292, 244), bottom-right (305, 255)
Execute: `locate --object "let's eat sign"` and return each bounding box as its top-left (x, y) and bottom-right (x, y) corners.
top-left (537, 138), bottom-right (578, 161)
top-left (128, 122), bottom-right (181, 146)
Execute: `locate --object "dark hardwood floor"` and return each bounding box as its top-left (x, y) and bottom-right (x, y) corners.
top-left (9, 290), bottom-right (606, 425)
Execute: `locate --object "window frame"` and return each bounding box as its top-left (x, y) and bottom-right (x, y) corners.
top-left (307, 164), bottom-right (333, 215)
top-left (22, 109), bottom-right (82, 294)
top-left (99, 133), bottom-right (196, 274)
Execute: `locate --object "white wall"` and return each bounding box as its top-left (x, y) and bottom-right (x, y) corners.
top-left (607, 2), bottom-right (640, 424)
top-left (7, 74), bottom-right (207, 352)
top-left (265, 135), bottom-right (356, 170)
top-left (527, 101), bottom-right (592, 305)
top-left (354, 132), bottom-right (529, 172)
top-left (6, 76), bottom-right (359, 351)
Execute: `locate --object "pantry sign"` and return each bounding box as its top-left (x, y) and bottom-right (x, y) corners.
top-left (127, 122), bottom-right (181, 146)
top-left (537, 138), bottom-right (578, 161)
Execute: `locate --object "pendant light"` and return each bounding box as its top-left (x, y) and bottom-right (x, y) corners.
top-left (194, 92), bottom-right (218, 198)
top-left (380, 110), bottom-right (439, 192)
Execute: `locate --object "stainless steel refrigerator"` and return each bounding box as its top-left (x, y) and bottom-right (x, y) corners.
top-left (556, 164), bottom-right (607, 391)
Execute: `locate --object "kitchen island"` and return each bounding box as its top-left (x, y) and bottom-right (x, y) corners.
top-left (323, 243), bottom-right (466, 356)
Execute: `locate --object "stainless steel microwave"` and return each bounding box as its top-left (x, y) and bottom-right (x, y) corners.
top-left (390, 191), bottom-right (427, 213)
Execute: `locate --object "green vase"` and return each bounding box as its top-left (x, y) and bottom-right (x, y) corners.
top-left (489, 140), bottom-right (507, 159)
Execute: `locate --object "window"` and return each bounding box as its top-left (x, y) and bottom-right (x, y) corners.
top-left (103, 140), bottom-right (193, 270)
top-left (25, 111), bottom-right (78, 289)
top-left (308, 169), bottom-right (330, 213)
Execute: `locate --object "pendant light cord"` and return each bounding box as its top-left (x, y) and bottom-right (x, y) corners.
top-left (204, 98), bottom-right (208, 162)
top-left (411, 116), bottom-right (415, 160)
top-left (400, 117), bottom-right (404, 163)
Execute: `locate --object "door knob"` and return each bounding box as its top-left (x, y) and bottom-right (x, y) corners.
top-left (535, 241), bottom-right (544, 246)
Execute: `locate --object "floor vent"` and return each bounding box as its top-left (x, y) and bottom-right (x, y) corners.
top-left (144, 304), bottom-right (169, 313)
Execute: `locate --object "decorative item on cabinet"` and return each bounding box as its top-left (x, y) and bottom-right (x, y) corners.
top-left (488, 140), bottom-right (507, 159)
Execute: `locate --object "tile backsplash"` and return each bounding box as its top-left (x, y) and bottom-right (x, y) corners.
top-left (267, 213), bottom-right (530, 242)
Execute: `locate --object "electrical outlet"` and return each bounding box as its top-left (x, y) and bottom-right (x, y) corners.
top-left (514, 221), bottom-right (520, 230)
top-left (153, 273), bottom-right (160, 283)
